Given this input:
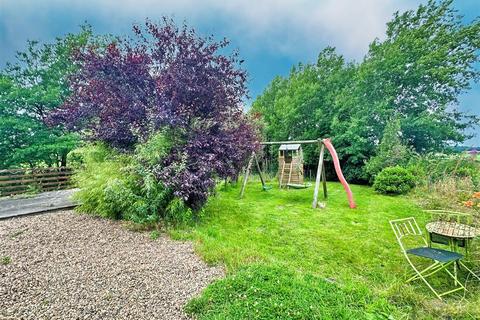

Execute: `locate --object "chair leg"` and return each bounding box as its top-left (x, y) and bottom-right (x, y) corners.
top-left (416, 273), bottom-right (443, 300)
top-left (406, 261), bottom-right (445, 300)
top-left (438, 286), bottom-right (465, 298)
top-left (406, 261), bottom-right (440, 283)
top-left (459, 261), bottom-right (480, 282)
top-left (426, 264), bottom-right (465, 299)
top-left (407, 261), bottom-right (469, 300)
top-left (444, 266), bottom-right (465, 288)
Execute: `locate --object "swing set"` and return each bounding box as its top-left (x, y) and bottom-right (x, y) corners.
top-left (240, 138), bottom-right (356, 209)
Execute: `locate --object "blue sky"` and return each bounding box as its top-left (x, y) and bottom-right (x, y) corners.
top-left (1, 0), bottom-right (479, 145)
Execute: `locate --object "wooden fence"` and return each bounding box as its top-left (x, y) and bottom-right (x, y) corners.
top-left (0, 167), bottom-right (74, 196)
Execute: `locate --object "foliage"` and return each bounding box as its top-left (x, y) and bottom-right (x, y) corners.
top-left (49, 19), bottom-right (258, 210)
top-left (408, 153), bottom-right (480, 188)
top-left (150, 230), bottom-right (160, 240)
top-left (252, 0), bottom-right (480, 181)
top-left (186, 264), bottom-right (398, 319)
top-left (72, 144), bottom-right (134, 219)
top-left (164, 197), bottom-right (195, 225)
top-left (72, 144), bottom-right (174, 224)
top-left (173, 182), bottom-right (480, 319)
top-left (415, 176), bottom-right (474, 211)
top-left (408, 153), bottom-right (480, 210)
top-left (364, 119), bottom-right (414, 182)
top-left (1, 256), bottom-right (11, 265)
top-left (251, 47), bottom-right (355, 169)
top-left (463, 192), bottom-right (480, 212)
top-left (373, 166), bottom-right (416, 195)
top-left (0, 26), bottom-right (96, 168)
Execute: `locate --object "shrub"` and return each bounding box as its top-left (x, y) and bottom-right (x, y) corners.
top-left (408, 154), bottom-right (480, 188)
top-left (365, 119), bottom-right (414, 182)
top-left (67, 143), bottom-right (112, 169)
top-left (373, 166), bottom-right (415, 195)
top-left (72, 142), bottom-right (195, 225)
top-left (464, 192), bottom-right (480, 213)
top-left (415, 176), bottom-right (474, 210)
top-left (48, 19), bottom-right (259, 211)
top-left (72, 144), bottom-right (137, 219)
top-left (164, 198), bottom-right (195, 225)
top-left (150, 230), bottom-right (160, 240)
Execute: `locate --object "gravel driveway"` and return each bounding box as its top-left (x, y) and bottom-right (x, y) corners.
top-left (0, 210), bottom-right (223, 319)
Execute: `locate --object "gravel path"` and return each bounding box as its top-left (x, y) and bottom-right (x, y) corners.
top-left (0, 210), bottom-right (223, 319)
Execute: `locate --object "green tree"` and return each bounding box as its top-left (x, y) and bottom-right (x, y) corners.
top-left (333, 0), bottom-right (480, 179)
top-left (364, 119), bottom-right (413, 182)
top-left (253, 0), bottom-right (480, 181)
top-left (252, 47), bottom-right (355, 166)
top-left (0, 25), bottom-right (95, 168)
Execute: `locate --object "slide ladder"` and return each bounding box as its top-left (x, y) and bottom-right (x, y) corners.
top-left (279, 161), bottom-right (286, 188)
top-left (287, 161), bottom-right (293, 188)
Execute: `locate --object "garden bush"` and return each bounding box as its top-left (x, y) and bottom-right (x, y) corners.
top-left (72, 143), bottom-right (185, 224)
top-left (364, 119), bottom-right (414, 183)
top-left (49, 19), bottom-right (259, 213)
top-left (373, 166), bottom-right (415, 195)
top-left (72, 144), bottom-right (132, 219)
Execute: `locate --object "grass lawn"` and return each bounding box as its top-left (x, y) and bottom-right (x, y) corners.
top-left (172, 181), bottom-right (480, 319)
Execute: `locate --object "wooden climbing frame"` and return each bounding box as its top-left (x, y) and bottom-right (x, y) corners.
top-left (239, 139), bottom-right (327, 208)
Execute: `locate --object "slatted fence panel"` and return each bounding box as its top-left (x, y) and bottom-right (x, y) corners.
top-left (0, 167), bottom-right (74, 196)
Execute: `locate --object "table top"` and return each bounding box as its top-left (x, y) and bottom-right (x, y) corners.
top-left (426, 221), bottom-right (480, 239)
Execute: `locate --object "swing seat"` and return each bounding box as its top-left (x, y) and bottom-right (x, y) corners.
top-left (262, 185), bottom-right (273, 191)
top-left (286, 183), bottom-right (311, 189)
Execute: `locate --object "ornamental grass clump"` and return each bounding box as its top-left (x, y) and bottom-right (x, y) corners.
top-left (409, 154), bottom-right (480, 210)
top-left (49, 19), bottom-right (259, 219)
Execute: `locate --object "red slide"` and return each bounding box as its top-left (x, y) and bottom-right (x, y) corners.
top-left (322, 139), bottom-right (356, 209)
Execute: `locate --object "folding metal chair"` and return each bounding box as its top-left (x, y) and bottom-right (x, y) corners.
top-left (390, 217), bottom-right (480, 300)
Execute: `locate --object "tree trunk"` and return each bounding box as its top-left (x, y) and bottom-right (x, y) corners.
top-left (60, 153), bottom-right (67, 169)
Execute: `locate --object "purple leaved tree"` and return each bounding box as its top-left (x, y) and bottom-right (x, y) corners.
top-left (49, 19), bottom-right (259, 209)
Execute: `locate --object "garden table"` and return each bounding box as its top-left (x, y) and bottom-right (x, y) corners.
top-left (426, 220), bottom-right (480, 284)
top-left (426, 221), bottom-right (480, 244)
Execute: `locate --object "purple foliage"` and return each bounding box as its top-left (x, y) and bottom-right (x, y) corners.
top-left (49, 19), bottom-right (259, 209)
top-left (47, 41), bottom-right (155, 149)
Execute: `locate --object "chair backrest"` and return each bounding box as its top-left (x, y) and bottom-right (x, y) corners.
top-left (390, 217), bottom-right (427, 251)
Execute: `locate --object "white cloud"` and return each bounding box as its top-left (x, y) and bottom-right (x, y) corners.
top-left (118, 0), bottom-right (419, 59)
top-left (1, 0), bottom-right (420, 61)
top-left (193, 0), bottom-right (418, 58)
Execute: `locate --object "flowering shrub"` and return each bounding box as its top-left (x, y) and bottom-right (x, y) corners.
top-left (464, 192), bottom-right (480, 211)
top-left (49, 19), bottom-right (259, 211)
